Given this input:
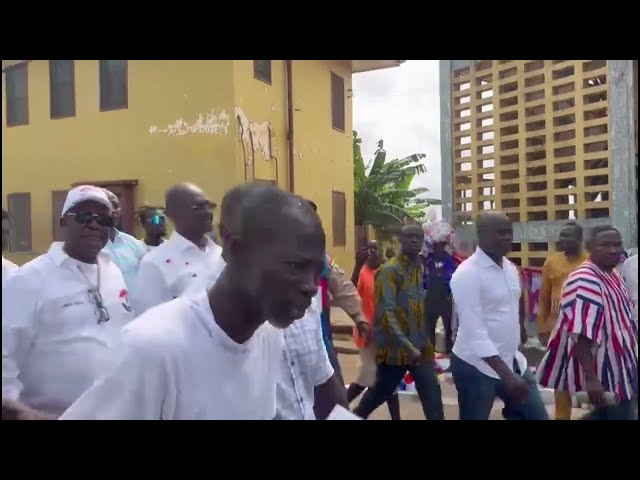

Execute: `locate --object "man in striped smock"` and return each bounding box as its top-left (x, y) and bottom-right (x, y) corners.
top-left (537, 225), bottom-right (638, 420)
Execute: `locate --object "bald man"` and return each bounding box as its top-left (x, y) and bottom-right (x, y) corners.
top-left (132, 183), bottom-right (222, 315)
top-left (450, 212), bottom-right (548, 420)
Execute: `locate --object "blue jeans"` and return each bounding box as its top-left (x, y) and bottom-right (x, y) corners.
top-left (451, 354), bottom-right (549, 420)
top-left (354, 361), bottom-right (445, 420)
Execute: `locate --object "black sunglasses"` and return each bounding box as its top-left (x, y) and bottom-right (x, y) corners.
top-left (67, 212), bottom-right (114, 228)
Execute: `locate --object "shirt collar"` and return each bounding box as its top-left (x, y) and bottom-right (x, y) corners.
top-left (47, 242), bottom-right (108, 267)
top-left (169, 230), bottom-right (217, 252)
top-left (397, 253), bottom-right (420, 267)
top-left (474, 247), bottom-right (506, 269)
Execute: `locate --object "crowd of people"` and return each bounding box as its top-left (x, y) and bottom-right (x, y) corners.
top-left (1, 181), bottom-right (637, 420)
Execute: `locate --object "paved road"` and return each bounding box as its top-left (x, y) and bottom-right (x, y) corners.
top-left (332, 307), bottom-right (589, 420)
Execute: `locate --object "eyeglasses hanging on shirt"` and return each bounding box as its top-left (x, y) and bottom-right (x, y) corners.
top-left (76, 264), bottom-right (110, 324)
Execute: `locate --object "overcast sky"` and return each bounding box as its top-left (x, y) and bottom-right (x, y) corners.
top-left (353, 60), bottom-right (442, 217)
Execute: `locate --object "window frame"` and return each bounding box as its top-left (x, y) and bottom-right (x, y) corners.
top-left (253, 60), bottom-right (272, 85)
top-left (331, 190), bottom-right (347, 247)
top-left (7, 192), bottom-right (32, 253)
top-left (5, 62), bottom-right (29, 127)
top-left (49, 60), bottom-right (76, 119)
top-left (330, 71), bottom-right (345, 132)
top-left (99, 60), bottom-right (128, 112)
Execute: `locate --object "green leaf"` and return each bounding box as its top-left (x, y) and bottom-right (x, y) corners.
top-left (353, 131), bottom-right (441, 227)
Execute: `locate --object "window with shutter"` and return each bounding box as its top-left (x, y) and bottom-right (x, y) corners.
top-left (7, 193), bottom-right (32, 252)
top-left (99, 60), bottom-right (128, 111)
top-left (332, 191), bottom-right (346, 247)
top-left (5, 63), bottom-right (29, 126)
top-left (331, 72), bottom-right (345, 132)
top-left (253, 60), bottom-right (272, 84)
top-left (50, 60), bottom-right (76, 118)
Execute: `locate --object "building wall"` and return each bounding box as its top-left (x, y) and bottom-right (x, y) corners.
top-left (230, 59), bottom-right (356, 273)
top-left (2, 60), bottom-right (356, 272)
top-left (288, 60), bottom-right (355, 272)
top-left (2, 60), bottom-right (237, 264)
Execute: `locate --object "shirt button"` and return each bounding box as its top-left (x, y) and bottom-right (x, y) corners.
top-left (290, 361), bottom-right (295, 366)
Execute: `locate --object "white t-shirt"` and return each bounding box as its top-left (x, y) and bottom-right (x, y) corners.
top-left (2, 256), bottom-right (18, 288)
top-left (2, 243), bottom-right (133, 416)
top-left (60, 291), bottom-right (284, 420)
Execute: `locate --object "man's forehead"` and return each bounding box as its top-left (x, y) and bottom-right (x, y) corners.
top-left (594, 230), bottom-right (621, 242)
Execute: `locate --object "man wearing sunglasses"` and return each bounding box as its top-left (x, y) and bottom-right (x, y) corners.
top-left (132, 182), bottom-right (222, 315)
top-left (2, 186), bottom-right (134, 419)
top-left (102, 189), bottom-right (148, 294)
top-left (60, 184), bottom-right (323, 420)
top-left (137, 206), bottom-right (167, 251)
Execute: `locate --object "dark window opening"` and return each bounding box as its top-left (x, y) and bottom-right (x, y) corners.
top-left (7, 193), bottom-right (32, 252)
top-left (5, 63), bottom-right (29, 126)
top-left (331, 72), bottom-right (345, 132)
top-left (253, 60), bottom-right (272, 84)
top-left (332, 191), bottom-right (346, 247)
top-left (49, 60), bottom-right (76, 119)
top-left (99, 60), bottom-right (128, 111)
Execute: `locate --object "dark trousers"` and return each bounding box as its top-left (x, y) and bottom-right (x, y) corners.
top-left (451, 354), bottom-right (549, 420)
top-left (580, 400), bottom-right (637, 420)
top-left (354, 361), bottom-right (445, 420)
top-left (425, 295), bottom-right (453, 353)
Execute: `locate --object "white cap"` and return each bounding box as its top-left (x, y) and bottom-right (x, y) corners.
top-left (61, 185), bottom-right (113, 217)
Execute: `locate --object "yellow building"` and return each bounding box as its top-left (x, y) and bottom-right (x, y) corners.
top-left (2, 59), bottom-right (403, 272)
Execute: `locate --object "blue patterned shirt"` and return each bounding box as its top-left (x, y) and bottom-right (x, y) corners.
top-left (103, 230), bottom-right (147, 292)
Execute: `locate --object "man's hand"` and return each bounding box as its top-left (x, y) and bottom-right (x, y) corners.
top-left (501, 372), bottom-right (530, 404)
top-left (407, 346), bottom-right (423, 366)
top-left (584, 378), bottom-right (607, 407)
top-left (355, 321), bottom-right (371, 346)
top-left (2, 399), bottom-right (53, 420)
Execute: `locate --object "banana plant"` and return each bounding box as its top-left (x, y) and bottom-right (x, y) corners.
top-left (353, 130), bottom-right (441, 228)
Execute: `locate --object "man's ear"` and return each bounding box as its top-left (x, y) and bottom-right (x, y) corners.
top-left (60, 217), bottom-right (66, 228)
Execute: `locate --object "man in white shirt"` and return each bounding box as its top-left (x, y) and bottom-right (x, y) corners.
top-left (622, 253), bottom-right (638, 325)
top-left (2, 186), bottom-right (134, 419)
top-left (132, 183), bottom-right (222, 314)
top-left (101, 189), bottom-right (148, 294)
top-left (214, 184), bottom-right (348, 420)
top-left (60, 183), bottom-right (326, 420)
top-left (450, 212), bottom-right (548, 420)
top-left (2, 209), bottom-right (18, 288)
